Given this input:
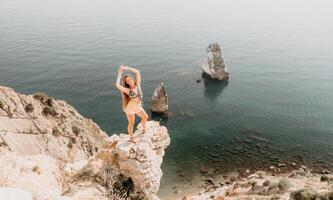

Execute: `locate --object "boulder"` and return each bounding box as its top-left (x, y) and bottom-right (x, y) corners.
top-left (151, 82), bottom-right (168, 114)
top-left (200, 43), bottom-right (229, 81)
top-left (69, 121), bottom-right (170, 200)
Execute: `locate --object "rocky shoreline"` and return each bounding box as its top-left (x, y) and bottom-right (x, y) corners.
top-left (178, 166), bottom-right (333, 200)
top-left (163, 158), bottom-right (333, 200)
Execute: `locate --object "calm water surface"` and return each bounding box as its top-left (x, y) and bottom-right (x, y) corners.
top-left (1, 0), bottom-right (333, 198)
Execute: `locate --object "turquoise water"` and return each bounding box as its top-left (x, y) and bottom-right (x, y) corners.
top-left (1, 0), bottom-right (333, 198)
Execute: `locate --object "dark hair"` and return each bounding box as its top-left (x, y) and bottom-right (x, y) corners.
top-left (123, 74), bottom-right (133, 88)
top-left (121, 74), bottom-right (135, 111)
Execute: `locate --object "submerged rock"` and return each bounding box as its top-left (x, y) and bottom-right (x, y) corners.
top-left (0, 86), bottom-right (171, 200)
top-left (200, 43), bottom-right (229, 81)
top-left (151, 82), bottom-right (168, 114)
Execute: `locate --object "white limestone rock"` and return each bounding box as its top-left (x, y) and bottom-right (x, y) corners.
top-left (0, 86), bottom-right (108, 164)
top-left (70, 121), bottom-right (171, 200)
top-left (0, 153), bottom-right (62, 200)
top-left (0, 187), bottom-right (32, 200)
top-left (0, 86), bottom-right (171, 200)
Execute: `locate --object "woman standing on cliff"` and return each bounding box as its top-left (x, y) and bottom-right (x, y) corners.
top-left (116, 65), bottom-right (149, 140)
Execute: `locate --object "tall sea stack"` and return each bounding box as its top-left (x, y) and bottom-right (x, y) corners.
top-left (200, 42), bottom-right (229, 81)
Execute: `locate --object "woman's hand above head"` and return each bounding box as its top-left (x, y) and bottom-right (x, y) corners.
top-left (116, 65), bottom-right (130, 94)
top-left (118, 65), bottom-right (125, 73)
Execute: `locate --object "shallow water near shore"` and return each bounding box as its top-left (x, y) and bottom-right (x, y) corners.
top-left (1, 0), bottom-right (333, 199)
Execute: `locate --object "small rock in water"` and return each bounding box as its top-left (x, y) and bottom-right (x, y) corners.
top-left (200, 167), bottom-right (209, 174)
top-left (256, 171), bottom-right (266, 179)
top-left (179, 171), bottom-right (186, 177)
top-left (213, 143), bottom-right (221, 148)
top-left (184, 110), bottom-right (194, 117)
top-left (278, 163), bottom-right (287, 167)
top-left (321, 169), bottom-right (330, 174)
top-left (245, 169), bottom-right (250, 174)
top-left (300, 165), bottom-right (307, 170)
top-left (296, 154), bottom-right (304, 161)
top-left (274, 168), bottom-right (281, 173)
top-left (210, 152), bottom-right (219, 158)
top-left (205, 178), bottom-right (214, 185)
top-left (180, 110), bottom-right (194, 117)
top-left (269, 166), bottom-right (275, 170)
top-left (200, 43), bottom-right (229, 81)
top-left (151, 82), bottom-right (168, 114)
top-left (196, 79), bottom-right (202, 83)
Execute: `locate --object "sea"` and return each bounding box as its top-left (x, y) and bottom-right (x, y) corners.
top-left (1, 0), bottom-right (332, 199)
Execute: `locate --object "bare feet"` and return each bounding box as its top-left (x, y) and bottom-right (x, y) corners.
top-left (129, 134), bottom-right (134, 142)
top-left (139, 123), bottom-right (147, 134)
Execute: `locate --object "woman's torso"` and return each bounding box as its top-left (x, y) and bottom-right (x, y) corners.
top-left (128, 86), bottom-right (141, 103)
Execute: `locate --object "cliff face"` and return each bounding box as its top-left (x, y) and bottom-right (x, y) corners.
top-left (0, 86), bottom-right (107, 162)
top-left (0, 86), bottom-right (170, 200)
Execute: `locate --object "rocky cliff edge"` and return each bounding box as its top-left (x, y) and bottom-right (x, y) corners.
top-left (0, 86), bottom-right (170, 200)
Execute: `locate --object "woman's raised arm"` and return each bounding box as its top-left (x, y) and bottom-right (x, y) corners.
top-left (115, 65), bottom-right (129, 94)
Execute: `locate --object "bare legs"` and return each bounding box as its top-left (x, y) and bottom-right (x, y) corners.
top-left (125, 113), bottom-right (135, 139)
top-left (137, 109), bottom-right (149, 132)
top-left (125, 110), bottom-right (149, 140)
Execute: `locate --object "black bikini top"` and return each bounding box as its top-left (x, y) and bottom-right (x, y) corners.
top-left (129, 88), bottom-right (138, 99)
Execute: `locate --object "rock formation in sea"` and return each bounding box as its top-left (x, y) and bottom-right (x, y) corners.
top-left (0, 86), bottom-right (170, 200)
top-left (150, 82), bottom-right (168, 114)
top-left (200, 42), bottom-right (229, 81)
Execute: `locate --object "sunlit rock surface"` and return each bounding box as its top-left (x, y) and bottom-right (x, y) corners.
top-left (0, 86), bottom-right (170, 200)
top-left (0, 187), bottom-right (32, 200)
